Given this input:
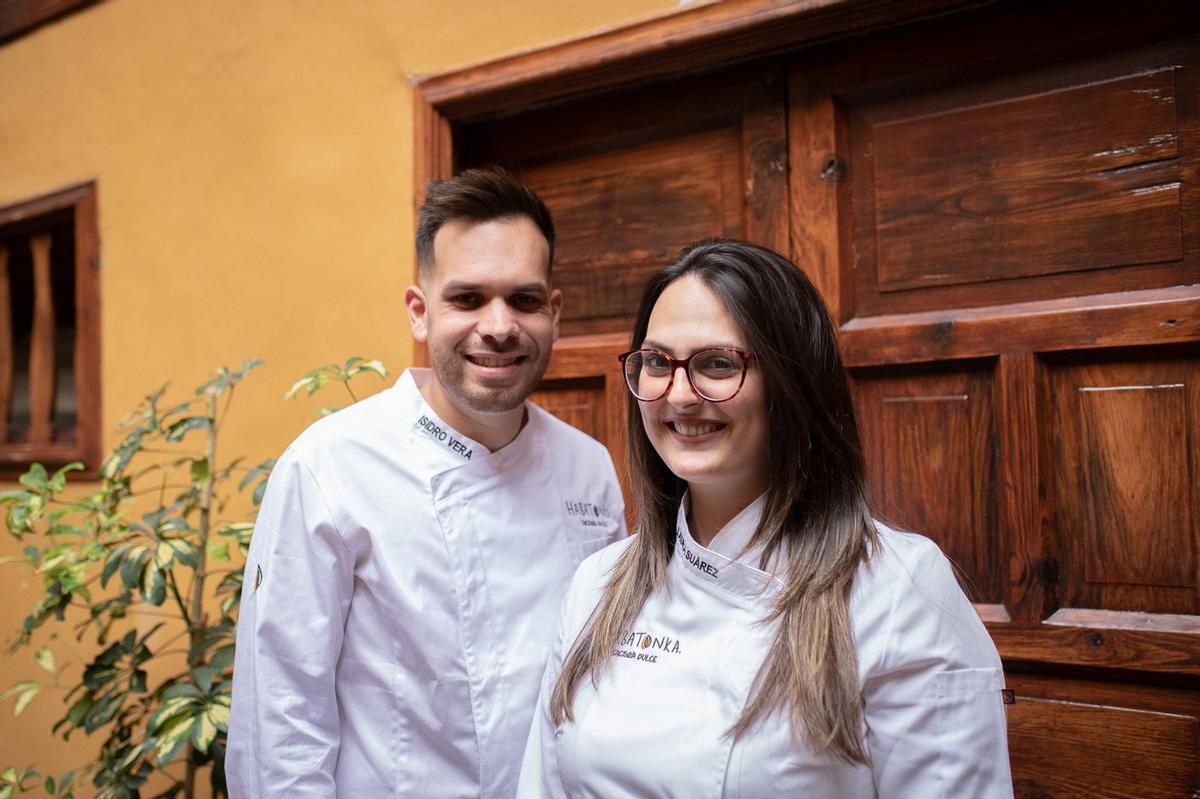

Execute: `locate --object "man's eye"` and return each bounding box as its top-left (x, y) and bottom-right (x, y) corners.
top-left (449, 293), bottom-right (480, 307)
top-left (511, 294), bottom-right (544, 311)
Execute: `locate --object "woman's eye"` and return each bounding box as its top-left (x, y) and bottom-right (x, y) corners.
top-left (643, 353), bottom-right (672, 373)
top-left (696, 352), bottom-right (739, 376)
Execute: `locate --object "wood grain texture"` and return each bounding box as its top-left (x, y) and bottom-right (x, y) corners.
top-left (1043, 354), bottom-right (1199, 616)
top-left (523, 130), bottom-right (743, 325)
top-left (852, 362), bottom-right (1000, 603)
top-left (995, 354), bottom-right (1046, 624)
top-left (0, 246), bottom-right (10, 442)
top-left (27, 233), bottom-right (55, 444)
top-left (740, 64), bottom-right (789, 255)
top-left (870, 68), bottom-right (1184, 290)
top-left (840, 285), bottom-right (1200, 367)
top-left (840, 31), bottom-right (1200, 319)
top-left (1007, 696), bottom-right (1199, 798)
top-left (529, 378), bottom-right (605, 441)
top-left (989, 623), bottom-right (1200, 675)
top-left (787, 64), bottom-right (848, 323)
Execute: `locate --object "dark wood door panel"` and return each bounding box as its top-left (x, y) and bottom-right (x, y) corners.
top-left (1007, 693), bottom-right (1200, 798)
top-left (1005, 672), bottom-right (1200, 798)
top-left (851, 360), bottom-right (1006, 615)
top-left (871, 66), bottom-right (1184, 293)
top-left (840, 35), bottom-right (1200, 321)
top-left (1041, 349), bottom-right (1200, 619)
top-left (521, 130), bottom-right (744, 334)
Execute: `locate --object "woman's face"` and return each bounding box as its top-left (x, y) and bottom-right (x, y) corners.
top-left (638, 274), bottom-right (769, 507)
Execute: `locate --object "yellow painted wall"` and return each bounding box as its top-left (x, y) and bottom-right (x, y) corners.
top-left (0, 0), bottom-right (677, 786)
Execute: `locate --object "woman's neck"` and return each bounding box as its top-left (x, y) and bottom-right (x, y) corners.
top-left (686, 483), bottom-right (764, 548)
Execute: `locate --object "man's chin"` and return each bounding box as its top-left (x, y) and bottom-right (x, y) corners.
top-left (455, 387), bottom-right (529, 415)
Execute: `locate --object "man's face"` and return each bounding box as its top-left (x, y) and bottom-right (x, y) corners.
top-left (406, 216), bottom-right (562, 422)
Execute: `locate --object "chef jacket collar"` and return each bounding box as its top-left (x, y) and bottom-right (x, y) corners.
top-left (674, 492), bottom-right (784, 601)
top-left (401, 368), bottom-right (544, 486)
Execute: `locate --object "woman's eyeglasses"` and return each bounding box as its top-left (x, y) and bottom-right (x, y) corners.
top-left (617, 347), bottom-right (755, 402)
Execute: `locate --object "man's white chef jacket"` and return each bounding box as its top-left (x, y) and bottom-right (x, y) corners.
top-left (518, 496), bottom-right (1013, 798)
top-left (227, 369), bottom-right (626, 798)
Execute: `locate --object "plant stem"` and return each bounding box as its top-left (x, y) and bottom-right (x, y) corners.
top-left (183, 391), bottom-right (218, 799)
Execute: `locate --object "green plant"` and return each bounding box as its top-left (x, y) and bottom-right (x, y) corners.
top-left (0, 358), bottom-right (386, 799)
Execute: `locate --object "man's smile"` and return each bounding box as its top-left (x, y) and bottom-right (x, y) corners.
top-left (465, 353), bottom-right (527, 368)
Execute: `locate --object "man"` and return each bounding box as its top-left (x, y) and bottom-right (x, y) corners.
top-left (226, 168), bottom-right (626, 798)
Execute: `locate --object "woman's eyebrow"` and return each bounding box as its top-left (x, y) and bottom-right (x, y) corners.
top-left (641, 339), bottom-right (744, 353)
top-left (641, 339), bottom-right (674, 354)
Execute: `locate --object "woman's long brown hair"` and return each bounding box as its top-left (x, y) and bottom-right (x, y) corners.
top-left (549, 239), bottom-right (879, 764)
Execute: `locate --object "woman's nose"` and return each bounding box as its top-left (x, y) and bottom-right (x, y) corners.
top-left (665, 365), bottom-right (702, 406)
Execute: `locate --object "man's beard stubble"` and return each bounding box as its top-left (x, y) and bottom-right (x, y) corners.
top-left (428, 342), bottom-right (552, 416)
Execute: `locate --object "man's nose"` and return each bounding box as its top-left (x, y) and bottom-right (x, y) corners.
top-left (477, 298), bottom-right (519, 342)
top-left (665, 364), bottom-right (701, 406)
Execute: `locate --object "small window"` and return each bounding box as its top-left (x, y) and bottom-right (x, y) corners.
top-left (0, 182), bottom-right (100, 479)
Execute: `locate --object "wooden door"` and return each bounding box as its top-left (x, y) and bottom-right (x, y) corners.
top-left (427, 0), bottom-right (1200, 790)
top-left (458, 64), bottom-right (789, 513)
top-left (808, 4), bottom-right (1200, 795)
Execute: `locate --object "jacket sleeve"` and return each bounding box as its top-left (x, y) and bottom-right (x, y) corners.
top-left (226, 447), bottom-right (355, 798)
top-left (861, 538), bottom-right (1014, 799)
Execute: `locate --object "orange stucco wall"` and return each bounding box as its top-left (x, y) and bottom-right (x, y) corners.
top-left (0, 0), bottom-right (678, 784)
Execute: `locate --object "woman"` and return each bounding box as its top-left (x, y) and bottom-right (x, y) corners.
top-left (517, 239), bottom-right (1012, 797)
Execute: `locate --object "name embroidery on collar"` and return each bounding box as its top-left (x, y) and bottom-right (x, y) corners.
top-left (676, 532), bottom-right (720, 580)
top-left (415, 414), bottom-right (474, 460)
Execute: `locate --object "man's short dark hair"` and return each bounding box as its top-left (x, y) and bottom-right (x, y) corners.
top-left (416, 167), bottom-right (555, 280)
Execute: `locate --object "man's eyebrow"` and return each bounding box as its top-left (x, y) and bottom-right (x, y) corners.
top-left (440, 281), bottom-right (481, 293)
top-left (439, 281), bottom-right (549, 294)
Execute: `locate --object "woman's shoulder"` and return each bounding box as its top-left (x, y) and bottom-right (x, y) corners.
top-left (561, 536), bottom-right (638, 621)
top-left (852, 521), bottom-right (998, 672)
top-left (860, 521), bottom-right (959, 593)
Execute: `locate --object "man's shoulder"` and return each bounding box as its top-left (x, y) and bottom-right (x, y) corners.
top-left (286, 384), bottom-right (400, 462)
top-left (526, 401), bottom-right (610, 457)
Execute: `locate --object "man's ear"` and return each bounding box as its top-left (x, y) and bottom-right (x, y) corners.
top-left (405, 285), bottom-right (429, 342)
top-left (549, 288), bottom-right (563, 344)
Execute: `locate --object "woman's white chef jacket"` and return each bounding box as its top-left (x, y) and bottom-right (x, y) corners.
top-left (227, 369), bottom-right (626, 798)
top-left (518, 496), bottom-right (1013, 798)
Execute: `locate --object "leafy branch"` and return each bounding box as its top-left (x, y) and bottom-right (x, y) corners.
top-left (1, 357), bottom-right (386, 799)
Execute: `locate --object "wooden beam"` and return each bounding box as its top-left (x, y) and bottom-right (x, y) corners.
top-left (28, 233), bottom-right (55, 443)
top-left (787, 63), bottom-right (849, 323)
top-left (416, 0), bottom-right (994, 121)
top-left (840, 286), bottom-right (1200, 367)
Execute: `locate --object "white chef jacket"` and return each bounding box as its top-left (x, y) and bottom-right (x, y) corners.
top-left (518, 496), bottom-right (1013, 798)
top-left (227, 369), bottom-right (626, 798)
